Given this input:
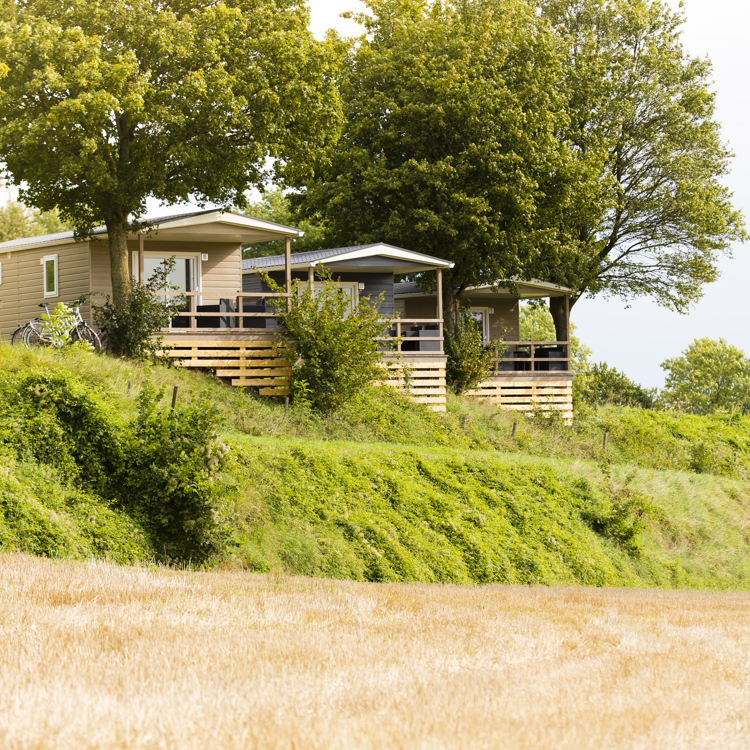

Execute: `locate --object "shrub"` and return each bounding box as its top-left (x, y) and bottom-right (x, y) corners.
top-left (91, 257), bottom-right (185, 360)
top-left (661, 338), bottom-right (750, 415)
top-left (0, 368), bottom-right (229, 564)
top-left (115, 382), bottom-right (229, 562)
top-left (445, 309), bottom-right (497, 395)
top-left (575, 362), bottom-right (656, 409)
top-left (263, 268), bottom-right (393, 413)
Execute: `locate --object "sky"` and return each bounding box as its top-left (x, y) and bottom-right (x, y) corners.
top-left (160, 0), bottom-right (750, 388)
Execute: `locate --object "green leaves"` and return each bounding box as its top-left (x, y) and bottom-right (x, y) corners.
top-left (539, 0), bottom-right (746, 310)
top-left (661, 338), bottom-right (750, 415)
top-left (294, 0), bottom-right (576, 292)
top-left (0, 0), bottom-right (343, 308)
top-left (263, 267), bottom-right (393, 413)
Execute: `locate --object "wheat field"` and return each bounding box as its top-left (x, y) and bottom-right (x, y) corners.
top-left (0, 555), bottom-right (748, 749)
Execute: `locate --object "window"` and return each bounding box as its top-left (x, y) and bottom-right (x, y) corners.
top-left (468, 307), bottom-right (490, 341)
top-left (302, 281), bottom-right (359, 317)
top-left (43, 255), bottom-right (58, 298)
top-left (143, 252), bottom-right (201, 302)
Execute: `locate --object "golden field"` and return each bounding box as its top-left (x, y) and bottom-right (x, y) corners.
top-left (0, 554), bottom-right (748, 750)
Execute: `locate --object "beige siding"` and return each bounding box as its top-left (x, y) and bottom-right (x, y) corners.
top-left (89, 240), bottom-right (242, 308)
top-left (402, 296), bottom-right (441, 321)
top-left (1, 242), bottom-right (90, 340)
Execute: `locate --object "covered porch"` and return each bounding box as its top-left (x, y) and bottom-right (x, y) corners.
top-left (162, 243), bottom-right (453, 411)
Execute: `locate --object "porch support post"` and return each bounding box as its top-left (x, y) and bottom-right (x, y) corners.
top-left (436, 268), bottom-right (443, 319)
top-left (436, 267), bottom-right (444, 355)
top-left (308, 265), bottom-right (314, 291)
top-left (285, 236), bottom-right (292, 312)
top-left (138, 232), bottom-right (144, 282)
top-left (564, 294), bottom-right (571, 371)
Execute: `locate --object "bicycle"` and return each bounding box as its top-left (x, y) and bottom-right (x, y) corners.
top-left (23, 302), bottom-right (102, 351)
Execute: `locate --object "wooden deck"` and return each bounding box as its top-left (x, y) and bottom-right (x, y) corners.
top-left (468, 372), bottom-right (574, 421)
top-left (161, 331), bottom-right (448, 411)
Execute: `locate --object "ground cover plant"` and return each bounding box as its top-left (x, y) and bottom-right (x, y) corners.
top-left (1, 344), bottom-right (749, 589)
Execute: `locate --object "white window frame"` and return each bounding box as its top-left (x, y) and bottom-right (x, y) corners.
top-left (300, 280), bottom-right (360, 312)
top-left (143, 251), bottom-right (202, 299)
top-left (42, 254), bottom-right (59, 298)
top-left (468, 306), bottom-right (490, 342)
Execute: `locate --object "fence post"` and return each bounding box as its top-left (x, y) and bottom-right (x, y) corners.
top-left (602, 431), bottom-right (608, 451)
top-left (127, 380), bottom-right (132, 396)
top-left (511, 421), bottom-right (517, 438)
top-left (285, 397), bottom-right (289, 418)
top-left (171, 384), bottom-right (179, 410)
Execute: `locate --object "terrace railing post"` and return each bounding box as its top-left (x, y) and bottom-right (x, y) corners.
top-left (190, 294), bottom-right (196, 329)
top-left (396, 320), bottom-right (402, 353)
top-left (138, 232), bottom-right (144, 282)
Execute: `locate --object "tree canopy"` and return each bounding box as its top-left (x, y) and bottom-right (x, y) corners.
top-left (292, 0), bottom-right (744, 336)
top-left (0, 0), bottom-right (342, 310)
top-left (293, 0), bottom-right (586, 312)
top-left (660, 338), bottom-right (750, 415)
top-left (240, 190), bottom-right (327, 259)
top-left (0, 200), bottom-right (71, 242)
top-left (538, 0), bottom-right (746, 336)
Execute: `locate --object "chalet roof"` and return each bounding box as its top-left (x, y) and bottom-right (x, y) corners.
top-left (394, 278), bottom-right (572, 298)
top-left (0, 209), bottom-right (303, 252)
top-left (243, 243), bottom-right (453, 274)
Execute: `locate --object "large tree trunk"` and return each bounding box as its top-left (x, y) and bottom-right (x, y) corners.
top-left (549, 295), bottom-right (571, 342)
top-left (106, 219), bottom-right (132, 310)
top-left (441, 269), bottom-right (459, 335)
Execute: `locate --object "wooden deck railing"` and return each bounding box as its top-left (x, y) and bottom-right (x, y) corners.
top-left (159, 293), bottom-right (445, 355)
top-left (158, 291), bottom-right (290, 331)
top-left (379, 319), bottom-right (444, 355)
top-left (487, 340), bottom-right (571, 373)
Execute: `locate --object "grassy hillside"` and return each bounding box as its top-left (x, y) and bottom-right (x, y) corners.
top-left (0, 344), bottom-right (749, 588)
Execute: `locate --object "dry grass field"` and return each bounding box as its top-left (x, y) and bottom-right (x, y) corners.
top-left (1, 555), bottom-right (749, 750)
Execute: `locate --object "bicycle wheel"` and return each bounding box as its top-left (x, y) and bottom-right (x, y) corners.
top-left (10, 326), bottom-right (27, 345)
top-left (23, 325), bottom-right (50, 349)
top-left (71, 324), bottom-right (102, 352)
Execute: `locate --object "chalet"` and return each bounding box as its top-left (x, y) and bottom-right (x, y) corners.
top-left (395, 279), bottom-right (574, 420)
top-left (0, 208), bottom-right (573, 416)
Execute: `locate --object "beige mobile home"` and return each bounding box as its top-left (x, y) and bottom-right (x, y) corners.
top-left (0, 210), bottom-right (303, 339)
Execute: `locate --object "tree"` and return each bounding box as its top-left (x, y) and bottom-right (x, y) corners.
top-left (293, 0), bottom-right (584, 322)
top-left (445, 308), bottom-right (496, 395)
top-left (0, 200), bottom-right (71, 242)
top-left (660, 338), bottom-right (750, 415)
top-left (537, 0), bottom-right (746, 339)
top-left (240, 189), bottom-right (327, 259)
top-left (0, 0), bottom-right (342, 317)
top-left (576, 363), bottom-right (656, 409)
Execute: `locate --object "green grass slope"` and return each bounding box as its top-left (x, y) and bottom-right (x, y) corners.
top-left (0, 344), bottom-right (749, 588)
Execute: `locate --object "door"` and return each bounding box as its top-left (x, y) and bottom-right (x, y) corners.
top-left (467, 307), bottom-right (490, 341)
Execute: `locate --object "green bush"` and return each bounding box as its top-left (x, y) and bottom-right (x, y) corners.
top-left (575, 362), bottom-right (656, 409)
top-left (115, 382), bottom-right (229, 562)
top-left (264, 268), bottom-right (393, 413)
top-left (445, 309), bottom-right (497, 395)
top-left (0, 367), bottom-right (228, 564)
top-left (91, 257), bottom-right (185, 360)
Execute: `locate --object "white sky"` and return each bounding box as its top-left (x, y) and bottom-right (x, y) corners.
top-left (159, 0), bottom-right (750, 388)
